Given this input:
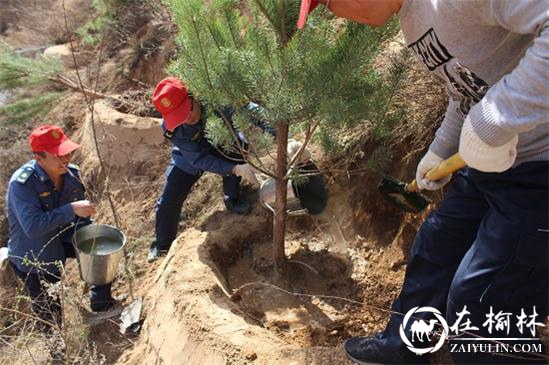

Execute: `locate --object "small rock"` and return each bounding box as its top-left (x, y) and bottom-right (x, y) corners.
top-left (329, 330), bottom-right (338, 336)
top-left (390, 259), bottom-right (406, 271)
top-left (242, 348), bottom-right (257, 361)
top-left (43, 44), bottom-right (90, 69)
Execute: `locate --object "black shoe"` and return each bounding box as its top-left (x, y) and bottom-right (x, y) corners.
top-left (147, 241), bottom-right (170, 263)
top-left (224, 198), bottom-right (251, 215)
top-left (90, 297), bottom-right (122, 312)
top-left (344, 336), bottom-right (383, 365)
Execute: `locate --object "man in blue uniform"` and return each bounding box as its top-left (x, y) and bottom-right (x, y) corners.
top-left (148, 77), bottom-right (263, 262)
top-left (6, 125), bottom-right (118, 328)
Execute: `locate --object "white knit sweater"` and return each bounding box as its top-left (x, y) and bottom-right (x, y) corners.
top-left (399, 0), bottom-right (549, 166)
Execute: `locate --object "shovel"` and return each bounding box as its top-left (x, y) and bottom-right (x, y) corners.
top-left (378, 153), bottom-right (466, 213)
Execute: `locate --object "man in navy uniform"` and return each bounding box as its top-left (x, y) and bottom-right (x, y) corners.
top-left (6, 125), bottom-right (118, 328)
top-left (148, 77), bottom-right (262, 262)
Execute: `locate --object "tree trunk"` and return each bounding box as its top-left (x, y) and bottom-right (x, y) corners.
top-left (273, 123), bottom-right (289, 273)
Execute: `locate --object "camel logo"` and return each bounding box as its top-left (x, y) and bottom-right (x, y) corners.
top-left (399, 306), bottom-right (449, 355)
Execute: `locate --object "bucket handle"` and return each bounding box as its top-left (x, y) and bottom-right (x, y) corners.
top-left (261, 199), bottom-right (308, 216)
top-left (256, 173), bottom-right (309, 216)
top-left (71, 218), bottom-right (82, 262)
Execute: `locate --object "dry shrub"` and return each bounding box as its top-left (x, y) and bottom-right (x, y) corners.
top-left (0, 139), bottom-right (34, 244)
top-left (390, 60), bottom-right (448, 153)
top-left (0, 266), bottom-right (110, 365)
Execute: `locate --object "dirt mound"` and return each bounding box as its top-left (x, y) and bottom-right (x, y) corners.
top-left (227, 243), bottom-right (361, 347)
top-left (78, 99), bottom-right (164, 176)
top-left (118, 226), bottom-right (355, 365)
top-left (110, 137), bottom-right (431, 365)
top-left (110, 89), bottom-right (162, 118)
top-left (0, 0), bottom-right (93, 49)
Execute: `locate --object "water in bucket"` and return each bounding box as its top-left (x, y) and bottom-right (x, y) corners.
top-left (78, 237), bottom-right (122, 255)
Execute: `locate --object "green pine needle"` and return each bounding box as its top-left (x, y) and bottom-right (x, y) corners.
top-left (0, 92), bottom-right (64, 125)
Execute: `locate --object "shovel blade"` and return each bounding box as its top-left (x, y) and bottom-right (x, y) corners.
top-left (378, 175), bottom-right (431, 213)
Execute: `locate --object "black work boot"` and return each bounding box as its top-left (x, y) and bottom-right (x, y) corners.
top-left (224, 197), bottom-right (251, 215)
top-left (344, 336), bottom-right (383, 365)
top-left (345, 334), bottom-right (429, 365)
top-left (90, 297), bottom-right (122, 312)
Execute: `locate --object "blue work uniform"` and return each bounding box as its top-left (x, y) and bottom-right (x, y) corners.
top-left (154, 102), bottom-right (275, 250)
top-left (6, 160), bottom-right (113, 319)
top-left (154, 104), bottom-right (246, 250)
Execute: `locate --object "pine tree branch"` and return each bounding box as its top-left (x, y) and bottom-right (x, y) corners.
top-left (204, 23), bottom-right (250, 103)
top-left (279, 0), bottom-right (288, 45)
top-left (240, 130), bottom-right (271, 174)
top-left (224, 8), bottom-right (240, 48)
top-left (252, 20), bottom-right (276, 76)
top-left (216, 109), bottom-right (274, 177)
top-left (205, 22), bottom-right (223, 51)
top-left (188, 5), bottom-right (268, 171)
top-left (182, 4), bottom-right (271, 176)
top-left (262, 39), bottom-right (276, 75)
top-left (253, 0), bottom-right (283, 45)
top-left (190, 13), bottom-right (215, 89)
top-left (191, 10), bottom-right (251, 110)
top-left (374, 50), bottom-right (411, 137)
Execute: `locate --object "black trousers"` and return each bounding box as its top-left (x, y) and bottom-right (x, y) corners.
top-left (10, 261), bottom-right (113, 324)
top-left (368, 163), bottom-right (548, 364)
top-left (154, 161), bottom-right (241, 249)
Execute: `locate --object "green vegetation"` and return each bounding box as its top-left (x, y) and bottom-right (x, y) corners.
top-left (166, 0), bottom-right (410, 270)
top-left (167, 0), bottom-right (402, 160)
top-left (76, 0), bottom-right (129, 45)
top-left (0, 44), bottom-right (64, 89)
top-left (0, 92), bottom-right (63, 125)
top-left (0, 44), bottom-right (65, 124)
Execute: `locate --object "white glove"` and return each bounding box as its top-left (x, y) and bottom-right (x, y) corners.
top-left (416, 150), bottom-right (452, 191)
top-left (233, 163), bottom-right (259, 184)
top-left (459, 117), bottom-right (518, 172)
top-left (0, 247), bottom-right (8, 271)
top-left (287, 139), bottom-right (312, 165)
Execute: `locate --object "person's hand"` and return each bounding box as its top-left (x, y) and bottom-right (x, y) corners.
top-left (233, 164), bottom-right (259, 184)
top-left (415, 150), bottom-right (452, 191)
top-left (459, 116), bottom-right (518, 172)
top-left (71, 200), bottom-right (96, 218)
top-left (287, 139), bottom-right (312, 165)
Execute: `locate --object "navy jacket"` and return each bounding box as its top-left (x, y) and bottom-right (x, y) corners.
top-left (163, 102), bottom-right (275, 176)
top-left (6, 160), bottom-right (89, 274)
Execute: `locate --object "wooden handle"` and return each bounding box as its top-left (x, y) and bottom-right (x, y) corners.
top-left (407, 153), bottom-right (466, 193)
